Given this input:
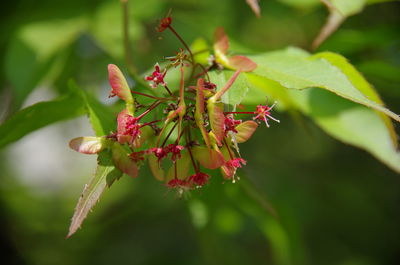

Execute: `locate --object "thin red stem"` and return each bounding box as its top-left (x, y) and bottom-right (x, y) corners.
top-left (193, 63), bottom-right (211, 81)
top-left (223, 138), bottom-right (234, 160)
top-left (186, 127), bottom-right (199, 173)
top-left (167, 25), bottom-right (194, 64)
top-left (164, 85), bottom-right (175, 98)
top-left (131, 90), bottom-right (166, 100)
top-left (174, 161), bottom-right (178, 179)
top-left (161, 122), bottom-right (178, 147)
top-left (137, 100), bottom-right (162, 120)
top-left (175, 124), bottom-right (186, 145)
top-left (141, 120), bottom-right (161, 127)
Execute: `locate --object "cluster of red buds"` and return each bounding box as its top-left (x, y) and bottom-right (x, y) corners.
top-left (69, 16), bottom-right (279, 195)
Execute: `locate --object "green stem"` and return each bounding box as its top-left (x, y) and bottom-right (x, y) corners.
top-left (121, 0), bottom-right (136, 75)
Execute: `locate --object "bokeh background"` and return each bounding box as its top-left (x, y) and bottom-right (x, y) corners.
top-left (1, 0), bottom-right (400, 264)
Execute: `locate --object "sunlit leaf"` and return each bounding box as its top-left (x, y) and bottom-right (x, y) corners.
top-left (250, 47), bottom-right (400, 123)
top-left (312, 51), bottom-right (398, 147)
top-left (249, 47), bottom-right (400, 173)
top-left (209, 70), bottom-right (250, 106)
top-left (245, 73), bottom-right (294, 109)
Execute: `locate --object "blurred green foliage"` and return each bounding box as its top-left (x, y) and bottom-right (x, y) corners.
top-left (0, 0), bottom-right (400, 265)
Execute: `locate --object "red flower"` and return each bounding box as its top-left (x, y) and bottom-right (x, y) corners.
top-left (165, 144), bottom-right (185, 162)
top-left (124, 116), bottom-right (141, 138)
top-left (157, 17), bottom-right (172, 32)
top-left (129, 151), bottom-right (145, 162)
top-left (188, 172), bottom-right (210, 187)
top-left (147, 147), bottom-right (168, 162)
top-left (117, 110), bottom-right (141, 144)
top-left (253, 102), bottom-right (279, 127)
top-left (226, 158), bottom-right (246, 169)
top-left (166, 178), bottom-right (191, 189)
top-left (145, 64), bottom-right (167, 88)
top-left (224, 115), bottom-right (241, 135)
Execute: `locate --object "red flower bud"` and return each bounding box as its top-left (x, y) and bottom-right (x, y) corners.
top-left (157, 17), bottom-right (172, 32)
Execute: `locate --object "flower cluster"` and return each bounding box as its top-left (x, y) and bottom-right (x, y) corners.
top-left (69, 16), bottom-right (279, 195)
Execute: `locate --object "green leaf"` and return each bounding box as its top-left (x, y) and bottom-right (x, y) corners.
top-left (367, 0), bottom-right (398, 4)
top-left (249, 47), bottom-right (400, 173)
top-left (106, 168), bottom-right (123, 188)
top-left (312, 52), bottom-right (398, 147)
top-left (277, 0), bottom-right (319, 8)
top-left (329, 0), bottom-right (366, 15)
top-left (209, 70), bottom-right (250, 106)
top-left (245, 73), bottom-right (294, 109)
top-left (5, 18), bottom-right (86, 108)
top-left (70, 81), bottom-right (116, 137)
top-left (0, 90), bottom-right (85, 149)
top-left (250, 47), bottom-right (400, 123)
top-left (67, 150), bottom-right (117, 238)
top-left (289, 88), bottom-right (400, 173)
